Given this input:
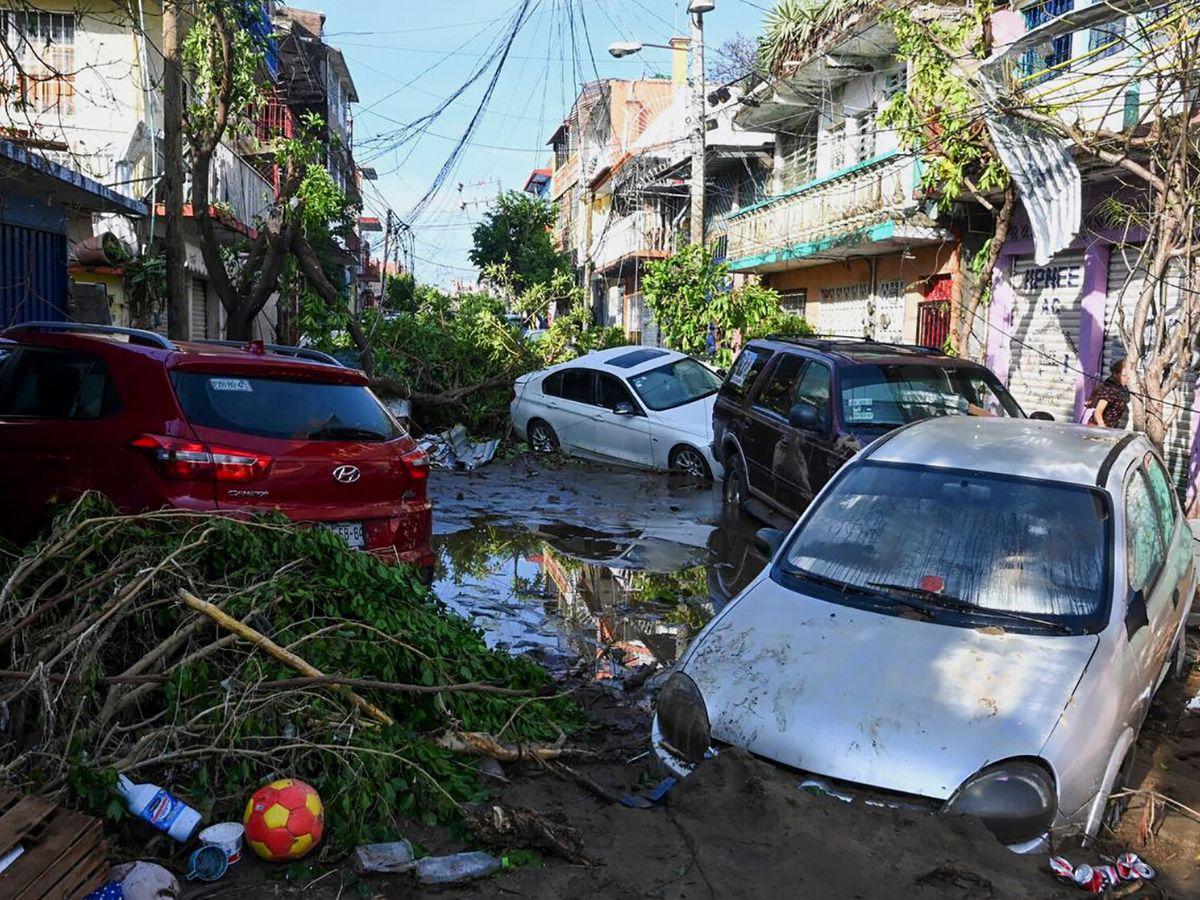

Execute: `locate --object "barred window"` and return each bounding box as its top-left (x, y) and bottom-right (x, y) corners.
top-left (2, 11), bottom-right (76, 114)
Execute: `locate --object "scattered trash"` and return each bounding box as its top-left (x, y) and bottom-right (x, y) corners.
top-left (199, 821), bottom-right (244, 864)
top-left (1185, 689), bottom-right (1200, 713)
top-left (355, 839), bottom-right (416, 874)
top-left (117, 774), bottom-right (201, 843)
top-left (415, 851), bottom-right (502, 885)
top-left (417, 424), bottom-right (498, 470)
top-left (1049, 852), bottom-right (1156, 892)
top-left (799, 778), bottom-right (853, 804)
top-left (185, 844), bottom-right (229, 882)
top-left (0, 845), bottom-right (24, 875)
top-left (244, 779), bottom-right (324, 862)
top-left (106, 861), bottom-right (180, 900)
top-left (0, 788), bottom-right (109, 895)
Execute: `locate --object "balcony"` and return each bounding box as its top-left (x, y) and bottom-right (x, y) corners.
top-left (255, 90), bottom-right (297, 148)
top-left (590, 208), bottom-right (676, 273)
top-left (726, 152), bottom-right (933, 272)
top-left (181, 143), bottom-right (275, 233)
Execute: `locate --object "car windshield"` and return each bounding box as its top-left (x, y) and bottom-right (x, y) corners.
top-left (172, 373), bottom-right (401, 441)
top-left (840, 364), bottom-right (1022, 427)
top-left (779, 462), bottom-right (1109, 633)
top-left (628, 358), bottom-right (721, 411)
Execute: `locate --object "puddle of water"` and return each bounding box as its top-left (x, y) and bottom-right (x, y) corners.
top-left (432, 508), bottom-right (769, 678)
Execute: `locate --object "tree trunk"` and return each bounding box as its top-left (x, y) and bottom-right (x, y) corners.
top-left (161, 2), bottom-right (188, 340)
top-left (957, 186), bottom-right (1015, 360)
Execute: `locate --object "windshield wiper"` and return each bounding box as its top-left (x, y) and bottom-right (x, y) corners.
top-left (307, 425), bottom-right (388, 441)
top-left (866, 581), bottom-right (1072, 634)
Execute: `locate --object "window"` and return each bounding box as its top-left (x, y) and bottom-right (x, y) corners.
top-left (171, 373), bottom-right (400, 441)
top-left (541, 371), bottom-right (563, 397)
top-left (754, 354), bottom-right (806, 418)
top-left (559, 369), bottom-right (595, 405)
top-left (779, 289), bottom-right (808, 317)
top-left (2, 11), bottom-right (75, 113)
top-left (780, 462), bottom-right (1111, 633)
top-left (598, 374), bottom-right (638, 412)
top-left (792, 362), bottom-right (832, 430)
top-left (779, 129), bottom-right (818, 190)
top-left (1144, 455), bottom-right (1178, 540)
top-left (1089, 16), bottom-right (1126, 60)
top-left (1020, 0), bottom-right (1075, 84)
top-left (0, 349), bottom-right (117, 420)
top-left (629, 358), bottom-right (721, 411)
top-left (840, 364), bottom-right (1022, 427)
top-left (827, 121), bottom-right (847, 172)
top-left (1126, 469), bottom-right (1166, 593)
top-left (852, 106), bottom-right (877, 162)
top-left (721, 347), bottom-right (771, 402)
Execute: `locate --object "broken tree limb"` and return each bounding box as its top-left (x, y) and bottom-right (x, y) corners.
top-left (369, 372), bottom-right (515, 406)
top-left (465, 804), bottom-right (588, 863)
top-left (177, 589), bottom-right (395, 727)
top-left (257, 676), bottom-right (532, 696)
top-left (437, 730), bottom-right (599, 762)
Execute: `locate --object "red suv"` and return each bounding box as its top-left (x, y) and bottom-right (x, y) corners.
top-left (0, 323), bottom-right (434, 578)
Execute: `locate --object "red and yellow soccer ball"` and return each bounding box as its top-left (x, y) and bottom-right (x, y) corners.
top-left (243, 779), bottom-right (324, 861)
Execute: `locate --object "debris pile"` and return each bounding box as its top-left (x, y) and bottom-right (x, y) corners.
top-left (417, 424), bottom-right (499, 470)
top-left (0, 498), bottom-right (580, 855)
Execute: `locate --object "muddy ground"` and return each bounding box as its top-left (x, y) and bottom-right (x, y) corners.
top-left (186, 456), bottom-right (1200, 899)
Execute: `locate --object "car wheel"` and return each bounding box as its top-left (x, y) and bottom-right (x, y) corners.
top-left (670, 446), bottom-right (712, 481)
top-left (527, 419), bottom-right (559, 454)
top-left (1101, 743), bottom-right (1138, 833)
top-left (723, 456), bottom-right (748, 507)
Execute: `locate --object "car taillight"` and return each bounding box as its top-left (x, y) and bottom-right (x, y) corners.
top-left (131, 434), bottom-right (271, 483)
top-left (401, 447), bottom-right (429, 481)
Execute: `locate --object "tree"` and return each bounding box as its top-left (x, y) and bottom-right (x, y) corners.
top-left (710, 34), bottom-right (764, 86)
top-left (162, 2), bottom-right (188, 340)
top-left (469, 191), bottom-right (567, 291)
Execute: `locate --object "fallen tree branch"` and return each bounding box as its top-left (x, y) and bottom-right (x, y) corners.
top-left (437, 730), bottom-right (597, 762)
top-left (369, 372), bottom-right (515, 405)
top-left (258, 675), bottom-right (532, 696)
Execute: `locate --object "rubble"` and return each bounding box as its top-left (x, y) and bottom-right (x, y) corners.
top-left (417, 424), bottom-right (499, 470)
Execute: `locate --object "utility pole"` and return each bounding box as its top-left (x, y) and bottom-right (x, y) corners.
top-left (688, 1), bottom-right (711, 247)
top-left (162, 1), bottom-right (187, 338)
top-left (379, 209), bottom-right (394, 307)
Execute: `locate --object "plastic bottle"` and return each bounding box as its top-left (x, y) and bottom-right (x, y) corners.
top-left (117, 774), bottom-right (201, 843)
top-left (415, 851), bottom-right (501, 885)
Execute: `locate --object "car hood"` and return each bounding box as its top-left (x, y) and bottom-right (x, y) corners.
top-left (652, 394), bottom-right (715, 439)
top-left (681, 578), bottom-right (1098, 800)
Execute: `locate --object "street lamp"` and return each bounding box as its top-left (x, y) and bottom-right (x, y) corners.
top-left (606, 1), bottom-right (713, 246)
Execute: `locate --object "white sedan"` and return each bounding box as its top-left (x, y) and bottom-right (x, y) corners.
top-left (511, 346), bottom-right (723, 480)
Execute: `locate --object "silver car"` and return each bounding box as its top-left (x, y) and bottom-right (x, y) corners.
top-left (654, 417), bottom-right (1194, 851)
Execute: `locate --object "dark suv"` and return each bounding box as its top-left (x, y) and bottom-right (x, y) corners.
top-left (713, 337), bottom-right (1024, 520)
top-left (0, 323), bottom-right (434, 577)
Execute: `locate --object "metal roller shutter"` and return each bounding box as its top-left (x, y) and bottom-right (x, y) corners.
top-left (190, 277), bottom-right (209, 339)
top-left (876, 279), bottom-right (906, 343)
top-left (818, 283), bottom-right (870, 337)
top-left (0, 223), bottom-right (68, 326)
top-left (1007, 253), bottom-right (1088, 423)
top-left (1104, 249), bottom-right (1196, 496)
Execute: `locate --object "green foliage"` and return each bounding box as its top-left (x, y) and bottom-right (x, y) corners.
top-left (760, 0), bottom-right (868, 75)
top-left (384, 273), bottom-right (419, 314)
top-left (470, 191), bottom-right (568, 291)
top-left (643, 245), bottom-right (813, 367)
top-left (879, 4), bottom-right (1009, 208)
top-left (181, 0), bottom-right (270, 139)
top-left (124, 254), bottom-right (167, 327)
top-left (4, 498), bottom-right (581, 855)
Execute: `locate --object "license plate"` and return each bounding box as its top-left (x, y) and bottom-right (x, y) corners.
top-left (319, 521), bottom-right (365, 549)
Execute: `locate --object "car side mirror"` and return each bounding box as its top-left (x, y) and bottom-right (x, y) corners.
top-left (1125, 588), bottom-right (1149, 639)
top-left (1030, 411), bottom-right (1055, 422)
top-left (613, 401), bottom-right (636, 416)
top-left (755, 528), bottom-right (786, 557)
top-left (787, 401), bottom-right (822, 432)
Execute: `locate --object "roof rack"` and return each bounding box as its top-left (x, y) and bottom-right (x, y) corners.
top-left (765, 334), bottom-right (945, 355)
top-left (190, 339), bottom-right (344, 367)
top-left (4, 321), bottom-right (176, 350)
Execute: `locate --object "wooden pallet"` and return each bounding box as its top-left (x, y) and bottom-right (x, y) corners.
top-left (0, 789), bottom-right (108, 899)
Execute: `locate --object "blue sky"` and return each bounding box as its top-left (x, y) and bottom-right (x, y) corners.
top-left (324, 0), bottom-right (762, 287)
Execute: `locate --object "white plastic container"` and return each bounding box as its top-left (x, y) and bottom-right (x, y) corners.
top-left (199, 822), bottom-right (244, 864)
top-left (117, 774), bottom-right (201, 843)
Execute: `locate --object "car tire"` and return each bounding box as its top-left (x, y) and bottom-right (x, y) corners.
top-left (527, 418), bottom-right (559, 454)
top-left (723, 456), bottom-right (748, 508)
top-left (1101, 742), bottom-right (1138, 833)
top-left (669, 445), bottom-right (712, 481)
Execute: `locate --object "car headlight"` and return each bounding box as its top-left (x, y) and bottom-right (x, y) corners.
top-left (942, 760), bottom-right (1057, 844)
top-left (656, 672), bottom-right (711, 765)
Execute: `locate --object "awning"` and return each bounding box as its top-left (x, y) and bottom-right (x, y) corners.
top-left (0, 139), bottom-right (147, 217)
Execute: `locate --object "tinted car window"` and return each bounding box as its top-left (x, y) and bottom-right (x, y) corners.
top-left (781, 462), bottom-right (1110, 633)
top-left (559, 369), bottom-right (595, 405)
top-left (793, 361), bottom-right (832, 430)
top-left (754, 354), bottom-right (806, 417)
top-left (172, 373), bottom-right (400, 441)
top-left (721, 347), bottom-right (771, 402)
top-left (1144, 454), bottom-right (1178, 538)
top-left (598, 373), bottom-right (637, 411)
top-left (840, 364), bottom-right (1020, 427)
top-left (630, 358), bottom-right (721, 411)
top-left (0, 349), bottom-right (118, 420)
top-left (542, 371), bottom-right (563, 397)
top-left (1126, 468), bottom-right (1167, 592)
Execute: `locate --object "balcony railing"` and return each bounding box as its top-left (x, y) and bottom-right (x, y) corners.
top-left (255, 91), bottom-right (297, 146)
top-left (590, 209), bottom-right (676, 271)
top-left (206, 142), bottom-right (275, 228)
top-left (726, 152), bottom-right (917, 267)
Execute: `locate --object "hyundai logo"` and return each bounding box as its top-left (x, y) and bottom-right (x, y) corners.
top-left (332, 465), bottom-right (361, 484)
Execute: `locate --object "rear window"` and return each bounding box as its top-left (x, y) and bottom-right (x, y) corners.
top-left (720, 346), bottom-right (771, 402)
top-left (780, 462), bottom-right (1110, 634)
top-left (172, 373), bottom-right (401, 441)
top-left (840, 364), bottom-right (1022, 427)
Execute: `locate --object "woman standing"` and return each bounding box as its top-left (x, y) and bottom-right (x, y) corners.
top-left (1085, 358), bottom-right (1133, 428)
